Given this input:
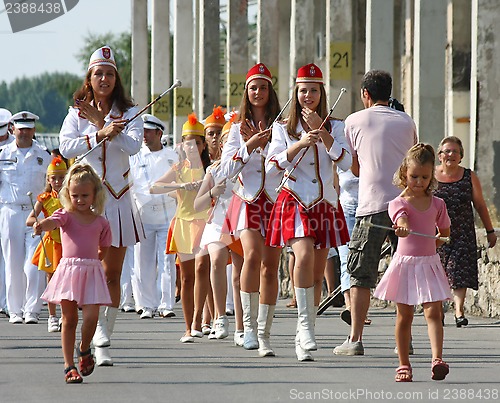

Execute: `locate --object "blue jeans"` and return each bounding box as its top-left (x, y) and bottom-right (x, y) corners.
top-left (338, 206), bottom-right (356, 292)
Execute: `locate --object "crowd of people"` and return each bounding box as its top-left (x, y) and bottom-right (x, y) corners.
top-left (0, 46), bottom-right (497, 384)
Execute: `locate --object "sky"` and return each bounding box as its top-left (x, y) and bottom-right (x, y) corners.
top-left (0, 0), bottom-right (135, 84)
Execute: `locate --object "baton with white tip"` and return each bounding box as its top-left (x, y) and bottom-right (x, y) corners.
top-left (362, 221), bottom-right (450, 243)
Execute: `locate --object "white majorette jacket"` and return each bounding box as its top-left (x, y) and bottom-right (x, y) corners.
top-left (0, 140), bottom-right (51, 205)
top-left (221, 122), bottom-right (282, 203)
top-left (59, 103), bottom-right (143, 199)
top-left (267, 119), bottom-right (352, 209)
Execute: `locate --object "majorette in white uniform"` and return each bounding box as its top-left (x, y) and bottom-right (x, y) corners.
top-left (129, 114), bottom-right (178, 317)
top-left (0, 111), bottom-right (50, 323)
top-left (266, 65), bottom-right (352, 249)
top-left (220, 123), bottom-right (282, 237)
top-left (200, 108), bottom-right (233, 248)
top-left (0, 108), bottom-right (14, 314)
top-left (58, 52), bottom-right (145, 248)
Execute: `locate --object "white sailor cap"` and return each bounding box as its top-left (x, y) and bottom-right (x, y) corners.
top-left (11, 111), bottom-right (39, 129)
top-left (88, 45), bottom-right (117, 71)
top-left (142, 114), bottom-right (165, 132)
top-left (0, 108), bottom-right (12, 136)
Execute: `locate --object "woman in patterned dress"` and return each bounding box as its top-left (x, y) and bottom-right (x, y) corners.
top-left (434, 136), bottom-right (497, 327)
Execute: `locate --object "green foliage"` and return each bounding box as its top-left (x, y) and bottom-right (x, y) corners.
top-left (0, 72), bottom-right (81, 133)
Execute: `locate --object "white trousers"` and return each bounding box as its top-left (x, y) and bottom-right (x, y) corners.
top-left (120, 246), bottom-right (135, 307)
top-left (0, 205), bottom-right (45, 315)
top-left (0, 244), bottom-right (6, 310)
top-left (132, 222), bottom-right (176, 310)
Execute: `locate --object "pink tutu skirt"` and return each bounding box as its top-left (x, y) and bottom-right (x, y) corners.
top-left (266, 190), bottom-right (350, 249)
top-left (41, 257), bottom-right (112, 307)
top-left (374, 253), bottom-right (452, 305)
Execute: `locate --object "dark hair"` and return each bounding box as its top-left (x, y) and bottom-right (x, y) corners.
top-left (238, 80), bottom-right (281, 130)
top-left (361, 70), bottom-right (392, 102)
top-left (73, 67), bottom-right (134, 113)
top-left (394, 143), bottom-right (437, 194)
top-left (287, 83), bottom-right (331, 140)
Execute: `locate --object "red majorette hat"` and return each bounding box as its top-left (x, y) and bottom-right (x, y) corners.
top-left (245, 63), bottom-right (273, 87)
top-left (296, 63), bottom-right (323, 85)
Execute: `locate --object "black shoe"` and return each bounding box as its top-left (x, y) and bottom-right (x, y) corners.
top-left (175, 295), bottom-right (181, 303)
top-left (455, 315), bottom-right (468, 327)
top-left (340, 309), bottom-right (352, 325)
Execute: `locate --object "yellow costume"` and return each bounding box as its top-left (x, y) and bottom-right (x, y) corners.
top-left (31, 156), bottom-right (67, 273)
top-left (166, 161), bottom-right (209, 254)
top-left (166, 113), bottom-right (210, 255)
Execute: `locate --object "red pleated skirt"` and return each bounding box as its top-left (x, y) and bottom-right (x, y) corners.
top-left (266, 190), bottom-right (350, 249)
top-left (222, 193), bottom-right (274, 238)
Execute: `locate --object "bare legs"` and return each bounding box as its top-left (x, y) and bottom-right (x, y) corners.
top-left (102, 246), bottom-right (127, 308)
top-left (60, 300), bottom-right (99, 368)
top-left (453, 288), bottom-right (467, 318)
top-left (349, 286), bottom-right (371, 342)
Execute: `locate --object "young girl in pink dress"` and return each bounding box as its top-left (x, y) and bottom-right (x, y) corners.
top-left (34, 164), bottom-right (112, 384)
top-left (374, 143), bottom-right (451, 382)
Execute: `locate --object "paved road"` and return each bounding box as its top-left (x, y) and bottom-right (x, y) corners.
top-left (1, 301), bottom-right (499, 403)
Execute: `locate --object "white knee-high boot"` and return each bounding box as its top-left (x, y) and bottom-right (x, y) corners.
top-left (257, 304), bottom-right (275, 357)
top-left (94, 306), bottom-right (119, 366)
top-left (295, 320), bottom-right (313, 361)
top-left (240, 291), bottom-right (259, 350)
top-left (93, 306), bottom-right (110, 347)
top-left (295, 287), bottom-right (317, 351)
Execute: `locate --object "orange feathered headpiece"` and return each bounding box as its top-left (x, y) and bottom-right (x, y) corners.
top-left (47, 155), bottom-right (68, 175)
top-left (222, 110), bottom-right (238, 136)
top-left (182, 112), bottom-right (205, 137)
top-left (204, 105), bottom-right (226, 129)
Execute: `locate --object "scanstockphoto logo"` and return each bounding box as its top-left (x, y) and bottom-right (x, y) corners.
top-left (2, 0), bottom-right (79, 33)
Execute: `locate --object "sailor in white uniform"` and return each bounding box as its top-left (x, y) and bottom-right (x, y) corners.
top-left (0, 108), bottom-right (14, 315)
top-left (130, 114), bottom-right (178, 319)
top-left (0, 111), bottom-right (50, 324)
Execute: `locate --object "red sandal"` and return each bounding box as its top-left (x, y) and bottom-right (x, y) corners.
top-left (431, 358), bottom-right (449, 380)
top-left (78, 348), bottom-right (95, 377)
top-left (64, 366), bottom-right (83, 384)
top-left (395, 365), bottom-right (413, 382)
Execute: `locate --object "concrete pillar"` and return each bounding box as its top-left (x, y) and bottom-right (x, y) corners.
top-left (445, 0), bottom-right (471, 167)
top-left (226, 0), bottom-right (248, 110)
top-left (173, 0), bottom-right (194, 144)
top-left (131, 0), bottom-right (149, 109)
top-left (151, 0), bottom-right (171, 137)
top-left (198, 0), bottom-right (220, 119)
top-left (413, 0), bottom-right (446, 147)
top-left (393, 0), bottom-right (403, 100)
top-left (401, 0), bottom-right (414, 116)
top-left (471, 0), bottom-right (500, 222)
top-left (351, 0), bottom-right (366, 113)
top-left (326, 0), bottom-right (353, 119)
top-left (365, 0), bottom-right (394, 74)
top-left (278, 0), bottom-right (291, 105)
top-left (257, 0), bottom-right (280, 93)
top-left (290, 0), bottom-right (315, 89)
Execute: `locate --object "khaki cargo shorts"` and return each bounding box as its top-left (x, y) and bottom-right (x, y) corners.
top-left (347, 211), bottom-right (394, 289)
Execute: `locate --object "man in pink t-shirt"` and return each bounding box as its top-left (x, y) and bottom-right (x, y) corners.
top-left (333, 70), bottom-right (417, 356)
